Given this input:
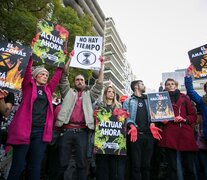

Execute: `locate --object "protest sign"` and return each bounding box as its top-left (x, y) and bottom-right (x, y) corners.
top-left (70, 36), bottom-right (103, 70)
top-left (188, 44), bottom-right (207, 79)
top-left (0, 41), bottom-right (31, 92)
top-left (147, 92), bottom-right (174, 122)
top-left (32, 19), bottom-right (69, 67)
top-left (94, 107), bottom-right (128, 155)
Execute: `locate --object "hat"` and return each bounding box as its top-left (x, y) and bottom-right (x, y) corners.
top-left (120, 95), bottom-right (128, 103)
top-left (32, 66), bottom-right (49, 79)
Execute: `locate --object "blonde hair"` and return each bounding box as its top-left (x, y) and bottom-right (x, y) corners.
top-left (102, 86), bottom-right (120, 108)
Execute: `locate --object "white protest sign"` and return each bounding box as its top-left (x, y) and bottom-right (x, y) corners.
top-left (70, 36), bottom-right (103, 70)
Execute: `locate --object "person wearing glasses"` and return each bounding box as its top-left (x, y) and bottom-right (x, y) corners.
top-left (158, 78), bottom-right (198, 180)
top-left (55, 51), bottom-right (104, 180)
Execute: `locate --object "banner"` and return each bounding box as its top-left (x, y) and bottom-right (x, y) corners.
top-left (94, 107), bottom-right (128, 155)
top-left (147, 92), bottom-right (174, 122)
top-left (32, 19), bottom-right (69, 67)
top-left (70, 36), bottom-right (103, 70)
top-left (0, 41), bottom-right (31, 92)
top-left (188, 44), bottom-right (207, 79)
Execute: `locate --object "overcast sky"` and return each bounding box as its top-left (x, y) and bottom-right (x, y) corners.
top-left (98, 0), bottom-right (207, 91)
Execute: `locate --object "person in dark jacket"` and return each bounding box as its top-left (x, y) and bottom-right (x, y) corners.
top-left (158, 78), bottom-right (198, 180)
top-left (123, 80), bottom-right (162, 180)
top-left (0, 89), bottom-right (14, 144)
top-left (185, 65), bottom-right (207, 140)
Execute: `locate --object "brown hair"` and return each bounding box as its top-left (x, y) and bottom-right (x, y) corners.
top-left (204, 82), bottom-right (207, 93)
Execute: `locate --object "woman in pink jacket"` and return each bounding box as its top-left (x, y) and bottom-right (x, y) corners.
top-left (7, 57), bottom-right (63, 180)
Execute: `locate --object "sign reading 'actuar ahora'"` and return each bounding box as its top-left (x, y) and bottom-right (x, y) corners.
top-left (94, 107), bottom-right (129, 155)
top-left (32, 19), bottom-right (69, 67)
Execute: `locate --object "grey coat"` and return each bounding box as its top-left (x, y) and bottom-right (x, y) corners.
top-left (55, 72), bottom-right (103, 130)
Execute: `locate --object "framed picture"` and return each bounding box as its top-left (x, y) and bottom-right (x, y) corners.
top-left (147, 91), bottom-right (174, 122)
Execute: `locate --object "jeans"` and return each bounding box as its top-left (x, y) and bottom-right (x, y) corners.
top-left (166, 148), bottom-right (197, 180)
top-left (128, 133), bottom-right (154, 180)
top-left (57, 128), bottom-right (88, 180)
top-left (96, 154), bottom-right (126, 180)
top-left (7, 127), bottom-right (47, 180)
top-left (196, 149), bottom-right (207, 180)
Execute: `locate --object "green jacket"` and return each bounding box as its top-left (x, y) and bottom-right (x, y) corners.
top-left (55, 72), bottom-right (103, 130)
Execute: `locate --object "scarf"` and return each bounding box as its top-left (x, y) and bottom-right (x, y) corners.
top-left (168, 89), bottom-right (180, 103)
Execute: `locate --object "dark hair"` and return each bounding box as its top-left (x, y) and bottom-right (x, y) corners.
top-left (131, 80), bottom-right (142, 92)
top-left (204, 82), bottom-right (207, 92)
top-left (164, 78), bottom-right (175, 86)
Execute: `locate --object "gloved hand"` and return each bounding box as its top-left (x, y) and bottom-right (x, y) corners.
top-left (128, 125), bottom-right (137, 142)
top-left (187, 64), bottom-right (193, 76)
top-left (150, 123), bottom-right (162, 140)
top-left (99, 55), bottom-right (104, 65)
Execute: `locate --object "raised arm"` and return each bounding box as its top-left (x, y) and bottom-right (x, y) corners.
top-left (59, 50), bottom-right (74, 98)
top-left (97, 56), bottom-right (104, 84)
top-left (22, 57), bottom-right (33, 88)
top-left (184, 65), bottom-right (202, 104)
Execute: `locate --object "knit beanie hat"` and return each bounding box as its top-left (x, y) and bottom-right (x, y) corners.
top-left (32, 66), bottom-right (49, 79)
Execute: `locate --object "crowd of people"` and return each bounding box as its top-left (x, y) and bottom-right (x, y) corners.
top-left (0, 48), bottom-right (207, 180)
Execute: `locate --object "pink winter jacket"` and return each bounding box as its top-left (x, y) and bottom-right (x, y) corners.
top-left (7, 58), bottom-right (63, 145)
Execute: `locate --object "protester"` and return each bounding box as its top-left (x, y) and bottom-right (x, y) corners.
top-left (185, 65), bottom-right (207, 179)
top-left (185, 65), bottom-right (207, 140)
top-left (158, 82), bottom-right (164, 92)
top-left (7, 56), bottom-right (65, 180)
top-left (123, 80), bottom-right (162, 180)
top-left (158, 78), bottom-right (198, 180)
top-left (55, 52), bottom-right (104, 180)
top-left (194, 113), bottom-right (207, 180)
top-left (0, 89), bottom-right (14, 145)
top-left (94, 86), bottom-right (128, 180)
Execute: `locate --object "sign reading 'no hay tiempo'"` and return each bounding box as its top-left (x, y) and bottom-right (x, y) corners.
top-left (70, 36), bottom-right (103, 70)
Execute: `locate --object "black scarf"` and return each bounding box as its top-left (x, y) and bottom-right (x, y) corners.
top-left (168, 89), bottom-right (180, 103)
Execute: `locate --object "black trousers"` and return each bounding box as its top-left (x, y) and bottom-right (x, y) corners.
top-left (57, 128), bottom-right (88, 180)
top-left (96, 154), bottom-right (126, 180)
top-left (128, 133), bottom-right (154, 180)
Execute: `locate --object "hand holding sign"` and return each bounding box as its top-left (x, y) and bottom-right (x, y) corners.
top-left (0, 88), bottom-right (8, 99)
top-left (187, 64), bottom-right (193, 76)
top-left (99, 55), bottom-right (104, 65)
